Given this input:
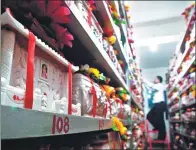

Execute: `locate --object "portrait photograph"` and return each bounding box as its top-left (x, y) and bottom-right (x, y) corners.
top-left (40, 60), bottom-right (49, 82)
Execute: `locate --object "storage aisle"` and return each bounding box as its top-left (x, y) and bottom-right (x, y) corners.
top-left (0, 1), bottom-right (195, 150)
top-left (1, 1), bottom-right (144, 150)
top-left (167, 3), bottom-right (196, 150)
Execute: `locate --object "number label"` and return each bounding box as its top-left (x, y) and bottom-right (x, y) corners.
top-left (52, 115), bottom-right (69, 134)
top-left (99, 120), bottom-right (104, 130)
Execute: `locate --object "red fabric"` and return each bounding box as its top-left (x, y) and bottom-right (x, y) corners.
top-left (68, 63), bottom-right (72, 115)
top-left (24, 32), bottom-right (36, 109)
top-left (103, 27), bottom-right (114, 37)
top-left (116, 98), bottom-right (123, 118)
top-left (87, 0), bottom-right (96, 28)
top-left (108, 99), bottom-right (112, 116)
top-left (88, 77), bottom-right (97, 117)
top-left (104, 102), bottom-right (107, 118)
top-left (31, 0), bottom-right (73, 48)
top-left (87, 6), bottom-right (93, 27)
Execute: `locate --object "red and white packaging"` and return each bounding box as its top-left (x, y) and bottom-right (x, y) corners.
top-left (1, 10), bottom-right (80, 115)
top-left (72, 73), bottom-right (107, 118)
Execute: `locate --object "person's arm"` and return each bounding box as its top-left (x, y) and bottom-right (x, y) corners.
top-left (142, 78), bottom-right (154, 88)
top-left (142, 78), bottom-right (161, 91)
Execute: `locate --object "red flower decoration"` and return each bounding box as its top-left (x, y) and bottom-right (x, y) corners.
top-left (31, 0), bottom-right (74, 48)
top-left (128, 39), bottom-right (134, 44)
top-left (103, 27), bottom-right (114, 37)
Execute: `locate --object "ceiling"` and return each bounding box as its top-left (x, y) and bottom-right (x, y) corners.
top-left (127, 1), bottom-right (192, 69)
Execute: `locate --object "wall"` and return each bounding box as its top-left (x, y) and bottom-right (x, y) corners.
top-left (142, 67), bottom-right (168, 82)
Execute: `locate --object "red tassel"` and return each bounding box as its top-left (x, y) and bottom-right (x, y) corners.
top-left (24, 32), bottom-right (36, 109)
top-left (88, 77), bottom-right (97, 117)
top-left (68, 63), bottom-right (72, 115)
top-left (87, 7), bottom-right (93, 27)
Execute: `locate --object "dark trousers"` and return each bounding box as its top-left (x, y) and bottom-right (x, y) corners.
top-left (147, 101), bottom-right (167, 140)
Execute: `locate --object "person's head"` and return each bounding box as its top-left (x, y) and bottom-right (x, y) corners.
top-left (154, 76), bottom-right (163, 84)
top-left (42, 64), bottom-right (47, 74)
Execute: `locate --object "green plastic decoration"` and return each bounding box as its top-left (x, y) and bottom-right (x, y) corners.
top-left (112, 123), bottom-right (119, 131)
top-left (121, 135), bottom-right (127, 140)
top-left (99, 73), bottom-right (106, 81)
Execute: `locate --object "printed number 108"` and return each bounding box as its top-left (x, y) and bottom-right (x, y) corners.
top-left (52, 115), bottom-right (69, 134)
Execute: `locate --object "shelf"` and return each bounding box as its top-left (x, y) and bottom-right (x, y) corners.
top-left (170, 120), bottom-right (182, 123)
top-left (181, 100), bottom-right (196, 109)
top-left (95, 1), bottom-right (129, 65)
top-left (0, 10), bottom-right (79, 73)
top-left (168, 80), bottom-right (195, 106)
top-left (66, 3), bottom-right (129, 92)
top-left (132, 119), bottom-right (145, 125)
top-left (179, 81), bottom-right (195, 96)
top-left (171, 46), bottom-right (191, 78)
top-left (170, 108), bottom-right (180, 114)
top-left (169, 12), bottom-right (195, 72)
top-left (174, 131), bottom-right (196, 141)
top-left (133, 138), bottom-right (142, 149)
top-left (170, 120), bottom-right (196, 123)
top-left (1, 105), bottom-right (113, 139)
top-left (131, 93), bottom-right (143, 110)
top-left (168, 56), bottom-right (195, 95)
top-left (170, 100), bottom-right (195, 114)
top-left (1, 105), bottom-right (131, 140)
top-left (168, 96), bottom-right (179, 106)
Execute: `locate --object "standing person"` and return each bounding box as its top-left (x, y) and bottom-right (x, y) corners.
top-left (142, 76), bottom-right (167, 141)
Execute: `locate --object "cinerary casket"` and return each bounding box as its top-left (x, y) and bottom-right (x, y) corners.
top-left (1, 10), bottom-right (81, 115)
top-left (72, 73), bottom-right (108, 118)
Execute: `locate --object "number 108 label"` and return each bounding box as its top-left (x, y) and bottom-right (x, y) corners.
top-left (52, 115), bottom-right (70, 134)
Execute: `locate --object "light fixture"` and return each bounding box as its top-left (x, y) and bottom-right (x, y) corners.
top-left (149, 44), bottom-right (158, 52)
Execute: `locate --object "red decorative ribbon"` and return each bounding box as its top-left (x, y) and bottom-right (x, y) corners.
top-left (68, 63), bottom-right (72, 115)
top-left (101, 85), bottom-right (112, 116)
top-left (24, 32), bottom-right (36, 109)
top-left (88, 77), bottom-right (97, 117)
top-left (87, 0), bottom-right (95, 28)
top-left (116, 98), bottom-right (124, 118)
top-left (87, 6), bottom-right (93, 28)
top-left (108, 99), bottom-right (112, 116)
top-left (104, 102), bottom-right (108, 118)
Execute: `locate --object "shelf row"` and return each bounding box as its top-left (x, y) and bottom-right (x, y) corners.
top-left (1, 2), bottom-right (131, 93)
top-left (1, 2), bottom-right (144, 111)
top-left (67, 2), bottom-right (129, 91)
top-left (173, 130), bottom-right (196, 141)
top-left (170, 120), bottom-right (196, 123)
top-left (168, 80), bottom-right (194, 106)
top-left (1, 105), bottom-right (131, 140)
top-left (170, 99), bottom-right (195, 114)
top-left (95, 1), bottom-right (129, 66)
top-left (169, 10), bottom-right (195, 74)
top-left (168, 55), bottom-right (195, 96)
top-left (168, 4), bottom-right (195, 150)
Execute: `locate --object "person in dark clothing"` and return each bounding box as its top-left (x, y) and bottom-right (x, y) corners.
top-left (142, 76), bottom-right (168, 140)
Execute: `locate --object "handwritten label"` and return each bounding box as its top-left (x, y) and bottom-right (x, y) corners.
top-left (52, 115), bottom-right (69, 134)
top-left (99, 120), bottom-right (104, 130)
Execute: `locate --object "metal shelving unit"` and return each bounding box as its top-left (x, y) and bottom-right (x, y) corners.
top-left (167, 9), bottom-right (196, 149)
top-left (1, 1), bottom-right (145, 150)
top-left (66, 2), bottom-right (129, 91)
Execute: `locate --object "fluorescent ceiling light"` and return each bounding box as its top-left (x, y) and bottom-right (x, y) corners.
top-left (134, 34), bottom-right (180, 47)
top-left (149, 44), bottom-right (158, 52)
